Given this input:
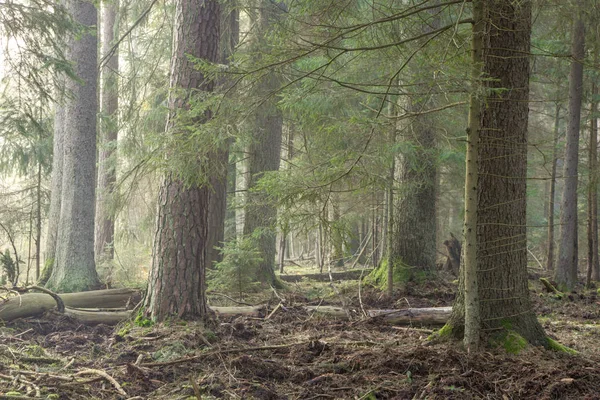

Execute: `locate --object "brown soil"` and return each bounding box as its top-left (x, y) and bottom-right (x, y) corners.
top-left (0, 279), bottom-right (599, 399)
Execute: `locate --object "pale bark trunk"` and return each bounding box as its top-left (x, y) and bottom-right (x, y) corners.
top-left (46, 0), bottom-right (100, 292)
top-left (447, 0), bottom-right (546, 347)
top-left (95, 0), bottom-right (119, 266)
top-left (556, 13), bottom-right (585, 290)
top-left (144, 0), bottom-right (221, 321)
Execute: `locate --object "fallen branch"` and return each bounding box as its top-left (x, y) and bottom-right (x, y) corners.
top-left (279, 269), bottom-right (374, 283)
top-left (304, 305), bottom-right (451, 325)
top-left (76, 369), bottom-right (128, 397)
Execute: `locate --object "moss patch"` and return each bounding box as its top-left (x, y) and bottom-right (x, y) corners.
top-left (502, 331), bottom-right (528, 354)
top-left (547, 338), bottom-right (578, 355)
top-left (366, 258), bottom-right (433, 290)
top-left (428, 324), bottom-right (453, 342)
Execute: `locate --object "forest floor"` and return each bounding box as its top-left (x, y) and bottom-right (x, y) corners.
top-left (1, 267), bottom-right (600, 399)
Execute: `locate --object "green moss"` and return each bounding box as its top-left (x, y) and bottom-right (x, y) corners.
top-left (428, 324), bottom-right (453, 341)
top-left (47, 395), bottom-right (60, 400)
top-left (547, 338), bottom-right (578, 354)
top-left (366, 258), bottom-right (433, 290)
top-left (502, 331), bottom-right (528, 354)
top-left (134, 312), bottom-right (153, 327)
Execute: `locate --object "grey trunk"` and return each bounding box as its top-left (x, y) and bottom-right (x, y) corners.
top-left (46, 0), bottom-right (100, 292)
top-left (556, 13), bottom-right (585, 290)
top-left (95, 0), bottom-right (119, 266)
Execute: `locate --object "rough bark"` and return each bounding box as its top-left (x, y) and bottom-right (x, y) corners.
top-left (143, 0), bottom-right (222, 322)
top-left (46, 0), bottom-right (100, 293)
top-left (391, 100), bottom-right (437, 277)
top-left (546, 103), bottom-right (560, 272)
top-left (95, 0), bottom-right (119, 266)
top-left (243, 0), bottom-right (284, 285)
top-left (446, 0), bottom-right (547, 347)
top-left (556, 13), bottom-right (585, 290)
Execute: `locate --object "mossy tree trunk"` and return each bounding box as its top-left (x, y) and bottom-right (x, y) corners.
top-left (143, 0), bottom-right (222, 321)
top-left (446, 0), bottom-right (547, 348)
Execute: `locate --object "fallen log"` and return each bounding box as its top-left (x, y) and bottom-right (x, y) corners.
top-left (0, 288), bottom-right (141, 322)
top-left (279, 269), bottom-right (374, 283)
top-left (211, 305), bottom-right (265, 318)
top-left (305, 305), bottom-right (451, 325)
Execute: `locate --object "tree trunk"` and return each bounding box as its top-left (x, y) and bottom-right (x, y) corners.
top-left (143, 0), bottom-right (222, 322)
top-left (46, 0), bottom-right (100, 293)
top-left (42, 105), bottom-right (64, 285)
top-left (391, 97), bottom-right (437, 280)
top-left (588, 45), bottom-right (600, 285)
top-left (242, 0), bottom-right (285, 285)
top-left (95, 0), bottom-right (120, 267)
top-left (556, 12), bottom-right (585, 290)
top-left (546, 102), bottom-right (561, 272)
top-left (446, 0), bottom-right (547, 347)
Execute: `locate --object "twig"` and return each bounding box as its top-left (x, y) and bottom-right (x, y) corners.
top-left (189, 375), bottom-right (202, 399)
top-left (76, 369), bottom-right (128, 397)
top-left (208, 292), bottom-right (255, 306)
top-left (265, 302), bottom-right (283, 320)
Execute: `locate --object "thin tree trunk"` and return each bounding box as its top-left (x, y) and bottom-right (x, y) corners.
top-left (461, 0), bottom-right (483, 351)
top-left (588, 52), bottom-right (599, 285)
top-left (547, 103), bottom-right (560, 272)
top-left (41, 105), bottom-right (64, 285)
top-left (556, 12), bottom-right (585, 290)
top-left (95, 0), bottom-right (120, 267)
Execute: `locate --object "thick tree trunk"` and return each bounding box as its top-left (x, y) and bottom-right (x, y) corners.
top-left (546, 103), bottom-right (560, 272)
top-left (95, 0), bottom-right (119, 266)
top-left (447, 0), bottom-right (546, 347)
top-left (242, 1), bottom-right (285, 285)
top-left (46, 0), bottom-right (100, 293)
top-left (556, 14), bottom-right (585, 290)
top-left (144, 0), bottom-right (222, 322)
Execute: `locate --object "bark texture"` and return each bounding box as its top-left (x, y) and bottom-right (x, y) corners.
top-left (447, 0), bottom-right (546, 346)
top-left (587, 51), bottom-right (600, 284)
top-left (243, 0), bottom-right (284, 284)
top-left (556, 14), bottom-right (585, 290)
top-left (46, 0), bottom-right (100, 292)
top-left (546, 103), bottom-right (560, 272)
top-left (391, 97), bottom-right (437, 276)
top-left (144, 0), bottom-right (222, 321)
top-left (95, 0), bottom-right (119, 265)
